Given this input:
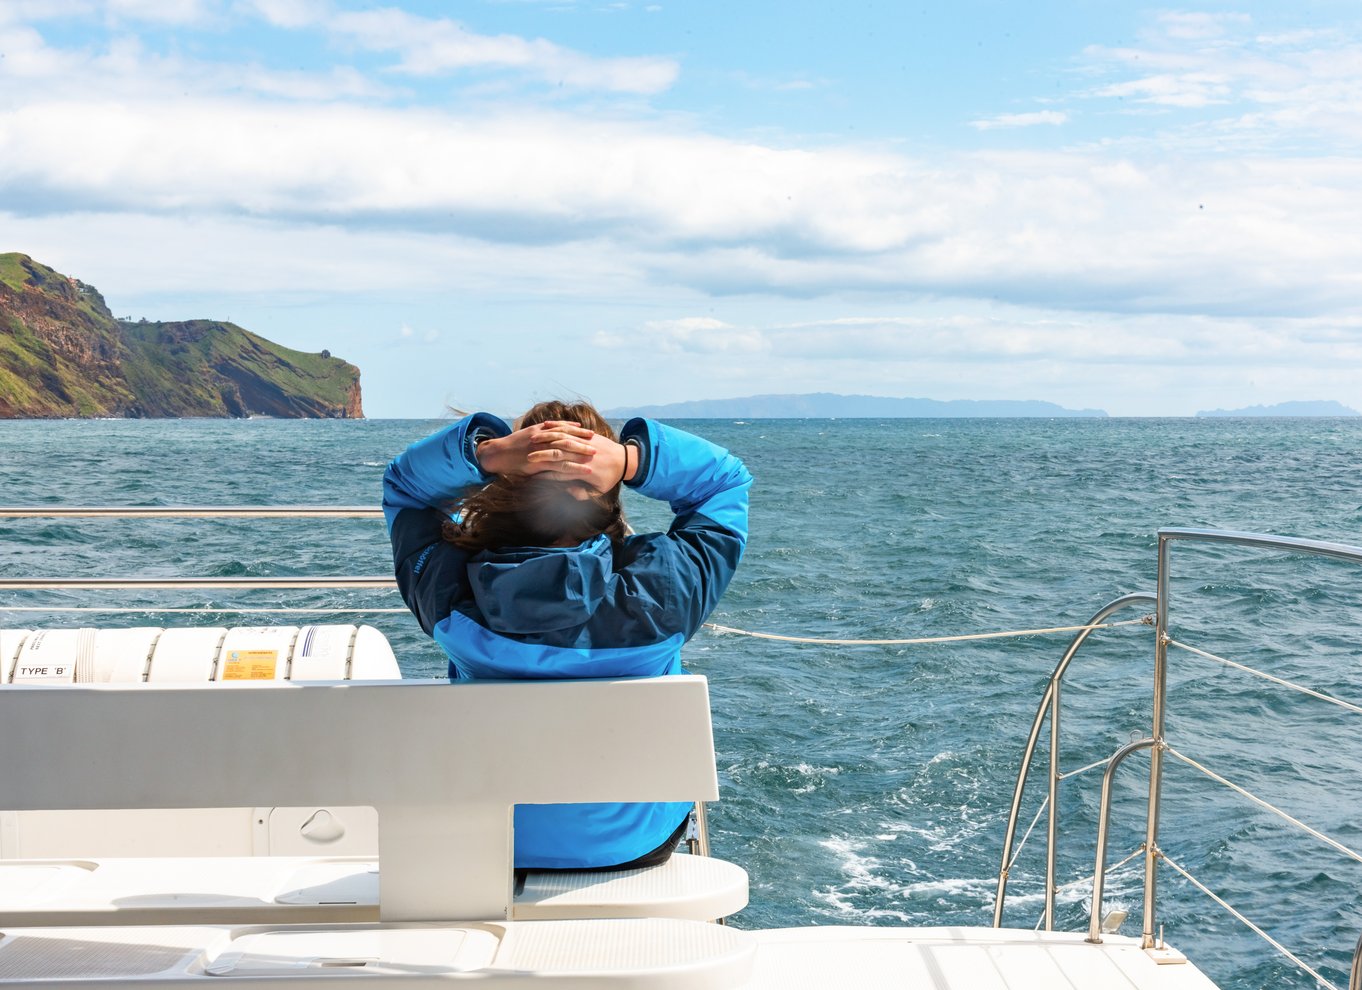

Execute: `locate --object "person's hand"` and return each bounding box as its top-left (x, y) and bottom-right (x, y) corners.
top-left (475, 420), bottom-right (597, 478)
top-left (536, 433), bottom-right (631, 493)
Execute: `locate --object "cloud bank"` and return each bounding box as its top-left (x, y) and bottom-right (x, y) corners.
top-left (3, 4), bottom-right (1362, 414)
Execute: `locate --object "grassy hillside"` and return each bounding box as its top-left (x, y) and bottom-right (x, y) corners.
top-left (120, 320), bottom-right (361, 418)
top-left (0, 253), bottom-right (362, 418)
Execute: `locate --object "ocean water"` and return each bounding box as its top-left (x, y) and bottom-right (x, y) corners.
top-left (2, 415), bottom-right (1361, 990)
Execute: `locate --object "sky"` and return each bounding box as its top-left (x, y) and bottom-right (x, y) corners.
top-left (4, 2), bottom-right (1362, 417)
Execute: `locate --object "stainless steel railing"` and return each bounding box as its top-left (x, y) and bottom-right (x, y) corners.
top-left (999, 526), bottom-right (1362, 988)
top-left (1137, 528), bottom-right (1362, 953)
top-left (0, 577), bottom-right (396, 590)
top-left (0, 506), bottom-right (383, 518)
top-left (991, 592), bottom-right (1156, 929)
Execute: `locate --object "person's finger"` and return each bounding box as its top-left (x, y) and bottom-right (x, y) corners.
top-left (538, 436), bottom-right (598, 454)
top-left (525, 447), bottom-right (594, 464)
top-left (533, 421), bottom-right (594, 439)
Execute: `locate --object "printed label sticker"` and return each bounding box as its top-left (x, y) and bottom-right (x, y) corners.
top-left (221, 648), bottom-right (279, 681)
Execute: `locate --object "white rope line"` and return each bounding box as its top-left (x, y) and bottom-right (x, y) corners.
top-left (1161, 851), bottom-right (1339, 990)
top-left (1065, 846), bottom-right (1145, 896)
top-left (1168, 639), bottom-right (1362, 717)
top-left (1164, 747), bottom-right (1362, 867)
top-left (1008, 797), bottom-right (1049, 871)
top-left (702, 616), bottom-right (1150, 647)
top-left (1013, 757), bottom-right (1122, 876)
top-left (1033, 847), bottom-right (1144, 932)
top-left (1058, 755), bottom-right (1114, 782)
top-left (0, 607), bottom-right (1152, 644)
top-left (0, 606), bottom-right (411, 615)
top-left (1013, 757), bottom-right (1125, 898)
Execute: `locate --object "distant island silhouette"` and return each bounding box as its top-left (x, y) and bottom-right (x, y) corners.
top-left (1196, 400), bottom-right (1359, 417)
top-left (606, 392), bottom-right (1107, 418)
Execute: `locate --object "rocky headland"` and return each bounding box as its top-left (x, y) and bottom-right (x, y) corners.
top-left (0, 253), bottom-right (362, 418)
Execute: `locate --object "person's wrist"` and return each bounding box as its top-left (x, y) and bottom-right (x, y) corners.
top-left (621, 440), bottom-right (638, 483)
top-left (474, 435), bottom-right (498, 473)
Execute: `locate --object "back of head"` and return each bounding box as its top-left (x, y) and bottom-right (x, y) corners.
top-left (515, 399), bottom-right (615, 438)
top-left (444, 400), bottom-right (627, 553)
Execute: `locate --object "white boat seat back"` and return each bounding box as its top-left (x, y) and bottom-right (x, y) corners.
top-left (0, 675), bottom-right (721, 923)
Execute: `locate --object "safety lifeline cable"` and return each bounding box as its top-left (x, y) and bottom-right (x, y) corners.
top-left (701, 616), bottom-right (1150, 646)
top-left (0, 604), bottom-right (1151, 645)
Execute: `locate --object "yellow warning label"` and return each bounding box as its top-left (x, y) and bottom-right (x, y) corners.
top-left (221, 649), bottom-right (278, 681)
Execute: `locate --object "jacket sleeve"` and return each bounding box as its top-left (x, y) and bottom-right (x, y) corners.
top-left (382, 413), bottom-right (511, 635)
top-left (619, 418), bottom-right (752, 638)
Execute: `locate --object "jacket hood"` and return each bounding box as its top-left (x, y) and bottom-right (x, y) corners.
top-left (467, 534), bottom-right (615, 634)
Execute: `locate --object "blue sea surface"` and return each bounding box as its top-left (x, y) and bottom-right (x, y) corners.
top-left (2, 416), bottom-right (1361, 990)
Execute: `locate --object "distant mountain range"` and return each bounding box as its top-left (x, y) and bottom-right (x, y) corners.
top-left (0, 253), bottom-right (362, 418)
top-left (606, 392), bottom-right (1107, 419)
top-left (1196, 400), bottom-right (1360, 417)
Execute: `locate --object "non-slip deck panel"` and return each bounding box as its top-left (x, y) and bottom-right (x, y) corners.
top-left (742, 927), bottom-right (1222, 990)
top-left (0, 919), bottom-right (757, 988)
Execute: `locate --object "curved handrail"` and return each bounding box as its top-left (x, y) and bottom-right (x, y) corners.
top-left (1086, 737), bottom-right (1157, 943)
top-left (1350, 931), bottom-right (1362, 990)
top-left (991, 591), bottom-right (1156, 928)
top-left (1159, 527), bottom-right (1362, 565)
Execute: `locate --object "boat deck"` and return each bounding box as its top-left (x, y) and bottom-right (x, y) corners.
top-left (0, 922), bottom-right (1221, 988)
top-left (745, 927), bottom-right (1220, 990)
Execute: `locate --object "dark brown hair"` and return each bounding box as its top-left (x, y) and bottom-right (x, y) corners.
top-left (443, 400), bottom-right (628, 554)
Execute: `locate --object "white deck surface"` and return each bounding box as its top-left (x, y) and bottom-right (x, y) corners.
top-left (0, 919), bottom-right (756, 987)
top-left (743, 927), bottom-right (1223, 990)
top-left (0, 923), bottom-right (1224, 988)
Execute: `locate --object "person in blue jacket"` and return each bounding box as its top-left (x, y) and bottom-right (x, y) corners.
top-left (382, 400), bottom-right (751, 870)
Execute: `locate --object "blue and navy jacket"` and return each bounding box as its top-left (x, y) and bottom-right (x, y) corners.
top-left (382, 414), bottom-right (751, 869)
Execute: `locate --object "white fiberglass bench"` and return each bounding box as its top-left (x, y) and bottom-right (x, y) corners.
top-left (0, 628), bottom-right (747, 930)
top-left (0, 673), bottom-right (755, 988)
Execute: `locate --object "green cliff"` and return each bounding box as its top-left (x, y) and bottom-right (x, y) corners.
top-left (0, 253), bottom-right (363, 418)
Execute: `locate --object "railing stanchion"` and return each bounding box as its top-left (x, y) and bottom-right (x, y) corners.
top-left (1141, 536), bottom-right (1173, 949)
top-left (1045, 677), bottom-right (1060, 930)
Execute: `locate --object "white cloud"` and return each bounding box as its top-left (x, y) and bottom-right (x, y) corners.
top-left (4, 93), bottom-right (1362, 317)
top-left (0, 0), bottom-right (222, 25)
top-left (595, 309), bottom-right (1362, 416)
top-left (1153, 12), bottom-right (1252, 42)
top-left (0, 20), bottom-right (392, 101)
top-left (393, 323), bottom-right (441, 344)
top-left (105, 0), bottom-right (218, 24)
top-left (970, 110), bottom-right (1069, 131)
top-left (1094, 72), bottom-right (1234, 108)
top-left (0, 210), bottom-right (645, 302)
top-left (239, 0), bottom-right (328, 28)
top-left (1080, 14), bottom-right (1362, 145)
top-left (326, 7), bottom-right (678, 93)
top-left (596, 317), bottom-right (769, 354)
